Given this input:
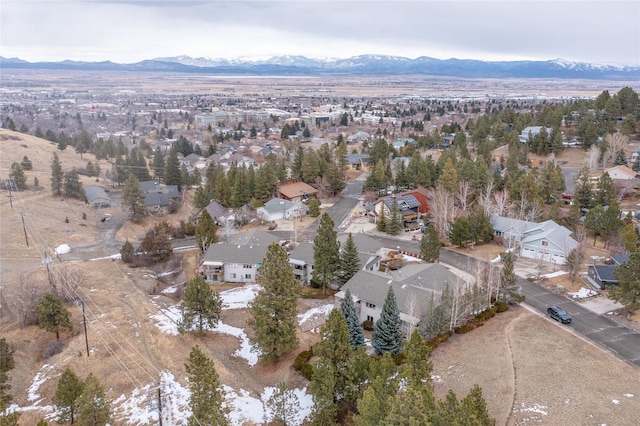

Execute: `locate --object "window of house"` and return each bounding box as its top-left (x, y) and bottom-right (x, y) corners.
top-left (230, 273), bottom-right (236, 279)
top-left (367, 315), bottom-right (374, 322)
top-left (495, 231), bottom-right (503, 236)
top-left (243, 264), bottom-right (252, 269)
top-left (366, 302), bottom-right (376, 309)
top-left (245, 274), bottom-right (252, 279)
top-left (229, 263), bottom-right (239, 268)
top-left (541, 240), bottom-right (548, 246)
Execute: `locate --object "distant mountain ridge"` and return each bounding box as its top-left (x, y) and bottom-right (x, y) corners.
top-left (1, 55), bottom-right (638, 80)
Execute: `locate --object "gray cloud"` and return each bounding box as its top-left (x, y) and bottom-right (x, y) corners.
top-left (1, 1), bottom-right (638, 65)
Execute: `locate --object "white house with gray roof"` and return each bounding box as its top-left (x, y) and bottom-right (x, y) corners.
top-left (336, 263), bottom-right (462, 336)
top-left (198, 230), bottom-right (281, 284)
top-left (491, 216), bottom-right (577, 264)
top-left (256, 197), bottom-right (304, 222)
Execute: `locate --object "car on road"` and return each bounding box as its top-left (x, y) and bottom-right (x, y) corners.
top-left (101, 214), bottom-right (112, 222)
top-left (547, 306), bottom-right (572, 324)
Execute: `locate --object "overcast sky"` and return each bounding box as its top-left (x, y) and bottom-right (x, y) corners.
top-left (2, 1), bottom-right (639, 66)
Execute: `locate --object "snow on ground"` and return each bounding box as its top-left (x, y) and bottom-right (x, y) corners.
top-left (541, 271), bottom-right (568, 278)
top-left (612, 399), bottom-right (620, 405)
top-left (623, 393), bottom-right (634, 398)
top-left (161, 284), bottom-right (180, 294)
top-left (519, 402), bottom-right (548, 415)
top-left (297, 303), bottom-right (334, 332)
top-left (54, 244), bottom-right (70, 255)
top-left (568, 287), bottom-right (598, 299)
top-left (113, 373), bottom-right (312, 426)
top-left (402, 254), bottom-right (422, 263)
top-left (28, 364), bottom-right (55, 404)
top-left (220, 284), bottom-right (261, 309)
top-left (148, 299), bottom-right (259, 366)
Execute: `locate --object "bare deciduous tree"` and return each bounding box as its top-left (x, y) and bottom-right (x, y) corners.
top-left (604, 132), bottom-right (630, 170)
top-left (584, 145), bottom-right (600, 171)
top-left (455, 181), bottom-right (474, 212)
top-left (431, 187), bottom-right (456, 243)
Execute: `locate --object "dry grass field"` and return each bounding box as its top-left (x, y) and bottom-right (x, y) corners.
top-left (2, 129), bottom-right (640, 425)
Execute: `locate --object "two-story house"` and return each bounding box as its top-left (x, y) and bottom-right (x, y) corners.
top-left (198, 230), bottom-right (280, 284)
top-left (335, 263), bottom-right (463, 336)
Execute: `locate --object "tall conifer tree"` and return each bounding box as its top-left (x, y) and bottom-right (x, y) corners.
top-left (249, 243), bottom-right (301, 363)
top-left (338, 233), bottom-right (360, 286)
top-left (185, 345), bottom-right (229, 426)
top-left (372, 287), bottom-right (403, 355)
top-left (340, 289), bottom-right (365, 349)
top-left (312, 213), bottom-right (339, 294)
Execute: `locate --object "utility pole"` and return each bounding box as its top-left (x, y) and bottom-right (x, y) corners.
top-left (157, 384), bottom-right (163, 426)
top-left (43, 251), bottom-right (56, 295)
top-left (6, 183), bottom-right (13, 209)
top-left (82, 300), bottom-right (89, 357)
top-left (21, 213), bottom-right (29, 247)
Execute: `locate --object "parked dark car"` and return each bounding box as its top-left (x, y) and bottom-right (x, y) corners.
top-left (547, 306), bottom-right (572, 324)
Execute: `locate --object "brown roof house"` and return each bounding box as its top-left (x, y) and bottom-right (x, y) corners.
top-left (277, 180), bottom-right (318, 203)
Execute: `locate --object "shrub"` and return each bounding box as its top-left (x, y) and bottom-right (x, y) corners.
top-left (392, 352), bottom-right (405, 365)
top-left (42, 339), bottom-right (67, 358)
top-left (494, 301), bottom-right (509, 313)
top-left (362, 320), bottom-right (374, 331)
top-left (293, 349), bottom-right (314, 380)
top-left (454, 323), bottom-right (476, 334)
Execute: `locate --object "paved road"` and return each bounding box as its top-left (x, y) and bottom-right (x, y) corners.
top-left (371, 236), bottom-right (640, 368)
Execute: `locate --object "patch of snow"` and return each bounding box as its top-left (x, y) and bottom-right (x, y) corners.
top-left (156, 269), bottom-right (179, 278)
top-left (541, 271), bottom-right (568, 278)
top-left (148, 302), bottom-right (259, 366)
top-left (54, 244), bottom-right (70, 255)
top-left (612, 399), bottom-right (620, 405)
top-left (623, 393), bottom-right (634, 398)
top-left (297, 304), bottom-right (334, 330)
top-left (161, 285), bottom-right (180, 294)
top-left (519, 403), bottom-right (548, 415)
top-left (220, 284), bottom-right (261, 309)
top-left (28, 364), bottom-right (54, 404)
top-left (568, 287), bottom-right (598, 299)
top-left (431, 374), bottom-right (444, 385)
top-left (490, 255), bottom-right (502, 263)
top-left (402, 254), bottom-right (422, 263)
top-left (216, 323), bottom-right (259, 367)
top-left (223, 385), bottom-right (313, 426)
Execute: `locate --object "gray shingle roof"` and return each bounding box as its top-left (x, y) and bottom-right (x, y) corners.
top-left (202, 243), bottom-right (269, 265)
top-left (289, 242), bottom-right (315, 264)
top-left (337, 233), bottom-right (383, 254)
top-left (84, 185), bottom-right (109, 203)
top-left (227, 230), bottom-right (281, 246)
top-left (261, 198), bottom-right (297, 214)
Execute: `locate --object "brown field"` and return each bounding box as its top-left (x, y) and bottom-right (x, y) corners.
top-left (2, 129), bottom-right (640, 425)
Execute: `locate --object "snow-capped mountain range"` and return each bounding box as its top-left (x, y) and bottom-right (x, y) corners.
top-left (1, 54), bottom-right (638, 80)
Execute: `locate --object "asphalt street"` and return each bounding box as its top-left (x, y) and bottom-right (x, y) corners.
top-left (372, 235), bottom-right (640, 368)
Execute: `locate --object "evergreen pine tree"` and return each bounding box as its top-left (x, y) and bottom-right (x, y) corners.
top-left (54, 368), bottom-right (83, 424)
top-left (9, 162), bottom-right (27, 191)
top-left (75, 373), bottom-right (111, 426)
top-left (248, 243), bottom-right (301, 363)
top-left (311, 308), bottom-right (356, 424)
top-left (120, 240), bottom-right (135, 264)
top-left (340, 289), bottom-right (365, 349)
top-left (420, 224), bottom-right (440, 263)
top-left (122, 173), bottom-right (146, 218)
top-left (193, 187), bottom-right (210, 209)
top-left (152, 147), bottom-right (165, 180)
top-left (468, 207), bottom-right (493, 244)
top-left (312, 213), bottom-right (340, 294)
top-left (384, 382), bottom-right (436, 425)
top-left (310, 362), bottom-right (339, 426)
top-left (195, 210), bottom-right (218, 253)
top-left (266, 382), bottom-right (299, 426)
top-left (461, 385), bottom-right (495, 426)
top-left (163, 148), bottom-right (182, 189)
top-left (448, 216), bottom-right (472, 248)
top-left (338, 233), bottom-right (360, 286)
top-left (307, 197), bottom-right (320, 217)
top-left (51, 152), bottom-right (64, 197)
top-left (36, 293), bottom-right (72, 339)
top-left (402, 329), bottom-right (433, 385)
top-left (376, 203), bottom-right (387, 232)
top-left (499, 253), bottom-right (523, 303)
top-left (63, 169), bottom-right (85, 200)
top-left (179, 276), bottom-right (222, 336)
top-left (185, 345), bottom-right (229, 426)
top-left (372, 287), bottom-right (403, 355)
top-left (353, 353), bottom-right (398, 426)
top-left (385, 200), bottom-right (403, 235)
